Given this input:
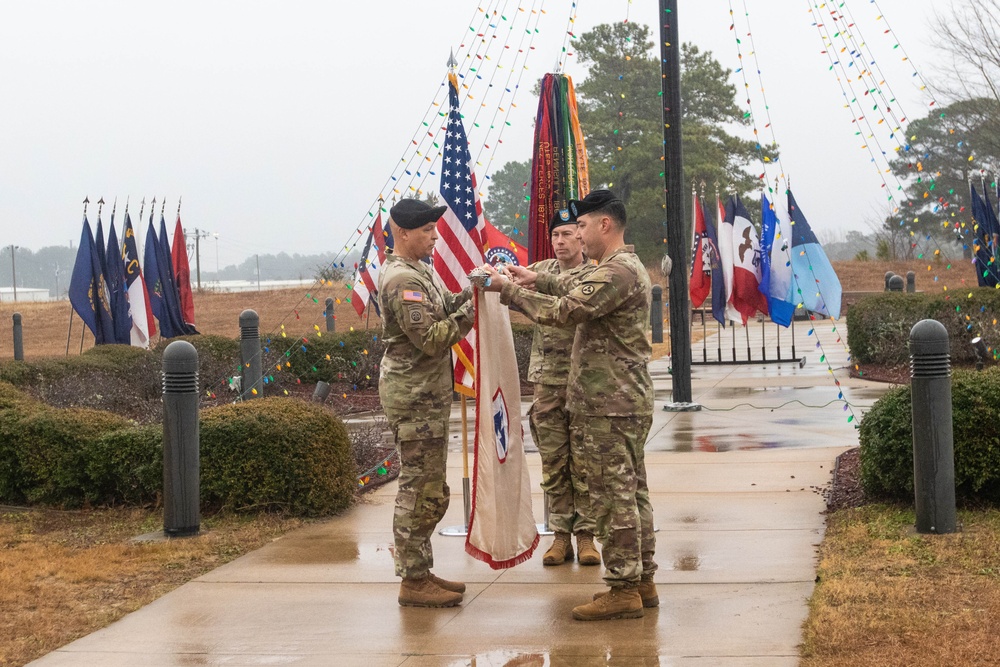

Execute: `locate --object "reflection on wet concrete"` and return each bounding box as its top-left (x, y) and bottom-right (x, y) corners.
top-left (258, 536), bottom-right (363, 565)
top-left (667, 429), bottom-right (790, 453)
top-left (440, 649), bottom-right (668, 666)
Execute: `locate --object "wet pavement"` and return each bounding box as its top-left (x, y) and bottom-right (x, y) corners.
top-left (30, 320), bottom-right (888, 666)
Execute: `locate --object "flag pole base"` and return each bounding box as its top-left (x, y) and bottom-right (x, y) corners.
top-left (662, 402), bottom-right (702, 412)
top-left (440, 477), bottom-right (472, 537)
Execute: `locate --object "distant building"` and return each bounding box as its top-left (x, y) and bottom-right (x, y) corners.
top-left (0, 287), bottom-right (51, 303)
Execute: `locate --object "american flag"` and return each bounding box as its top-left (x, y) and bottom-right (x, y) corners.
top-left (433, 71), bottom-right (486, 393)
top-left (350, 212), bottom-right (387, 316)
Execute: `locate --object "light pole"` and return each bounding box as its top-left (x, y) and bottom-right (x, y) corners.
top-left (8, 245), bottom-right (18, 302)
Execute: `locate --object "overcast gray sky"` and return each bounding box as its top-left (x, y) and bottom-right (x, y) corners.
top-left (0, 0), bottom-right (939, 271)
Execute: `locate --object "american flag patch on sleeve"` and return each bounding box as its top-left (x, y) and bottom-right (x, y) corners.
top-left (402, 290), bottom-right (424, 303)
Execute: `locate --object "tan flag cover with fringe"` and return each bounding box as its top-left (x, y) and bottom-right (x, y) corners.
top-left (465, 289), bottom-right (539, 568)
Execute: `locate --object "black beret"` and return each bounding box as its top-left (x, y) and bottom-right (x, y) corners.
top-left (549, 208), bottom-right (576, 233)
top-left (568, 189), bottom-right (622, 220)
top-left (390, 199), bottom-right (447, 230)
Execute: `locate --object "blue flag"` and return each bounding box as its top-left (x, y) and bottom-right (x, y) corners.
top-left (788, 190), bottom-right (842, 320)
top-left (68, 216), bottom-right (114, 344)
top-left (142, 214), bottom-right (164, 328)
top-left (155, 214), bottom-right (197, 338)
top-left (701, 198), bottom-right (727, 327)
top-left (760, 195), bottom-right (796, 327)
top-left (969, 184), bottom-right (1000, 287)
top-left (105, 212), bottom-right (132, 344)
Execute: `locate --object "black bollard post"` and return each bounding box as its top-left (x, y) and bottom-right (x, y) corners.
top-left (325, 297), bottom-right (336, 333)
top-left (312, 380), bottom-right (332, 404)
top-left (888, 275), bottom-right (904, 292)
top-left (909, 320), bottom-right (957, 534)
top-left (650, 285), bottom-right (664, 344)
top-left (239, 309), bottom-right (263, 400)
top-left (884, 271), bottom-right (894, 291)
top-left (162, 340), bottom-right (200, 537)
top-left (12, 313), bottom-right (24, 361)
top-left (906, 271), bottom-right (916, 293)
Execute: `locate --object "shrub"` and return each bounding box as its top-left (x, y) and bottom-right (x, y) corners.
top-left (0, 383), bottom-right (45, 501)
top-left (200, 397), bottom-right (355, 515)
top-left (266, 328), bottom-right (384, 390)
top-left (511, 323), bottom-right (533, 384)
top-left (847, 290), bottom-right (1000, 366)
top-left (155, 334), bottom-right (242, 398)
top-left (13, 407), bottom-right (132, 505)
top-left (85, 424), bottom-right (163, 506)
top-left (859, 367), bottom-right (1000, 504)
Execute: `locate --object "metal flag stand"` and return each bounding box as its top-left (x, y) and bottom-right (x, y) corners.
top-left (440, 395), bottom-right (473, 536)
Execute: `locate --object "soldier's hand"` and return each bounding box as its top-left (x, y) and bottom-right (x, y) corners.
top-left (505, 264), bottom-right (537, 290)
top-left (480, 264), bottom-right (506, 292)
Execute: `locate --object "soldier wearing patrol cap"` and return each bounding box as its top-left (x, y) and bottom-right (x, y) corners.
top-left (528, 208), bottom-right (601, 567)
top-left (483, 189), bottom-right (657, 621)
top-left (378, 198), bottom-right (473, 608)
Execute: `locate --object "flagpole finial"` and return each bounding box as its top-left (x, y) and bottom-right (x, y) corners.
top-left (447, 48), bottom-right (458, 70)
top-left (125, 195), bottom-right (130, 214)
top-left (177, 196), bottom-right (182, 217)
top-left (82, 196), bottom-right (89, 218)
top-left (97, 197), bottom-right (105, 217)
top-left (111, 197), bottom-right (117, 218)
top-left (160, 198), bottom-right (166, 216)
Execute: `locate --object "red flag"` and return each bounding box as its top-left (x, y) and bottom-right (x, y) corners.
top-left (689, 191), bottom-right (710, 307)
top-left (171, 216), bottom-right (196, 326)
top-left (483, 219), bottom-right (528, 266)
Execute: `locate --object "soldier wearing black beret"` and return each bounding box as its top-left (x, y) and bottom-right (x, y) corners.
top-left (378, 198), bottom-right (473, 608)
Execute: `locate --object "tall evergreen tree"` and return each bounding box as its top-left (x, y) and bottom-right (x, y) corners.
top-left (886, 98), bottom-right (1000, 250)
top-left (573, 22), bottom-right (774, 263)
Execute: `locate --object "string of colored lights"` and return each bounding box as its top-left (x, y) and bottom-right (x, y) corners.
top-left (724, 2), bottom-right (857, 424)
top-left (205, 0), bottom-right (558, 399)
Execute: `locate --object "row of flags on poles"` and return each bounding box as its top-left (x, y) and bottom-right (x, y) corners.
top-left (69, 202), bottom-right (198, 348)
top-left (690, 190), bottom-right (842, 326)
top-left (969, 181), bottom-right (1000, 287)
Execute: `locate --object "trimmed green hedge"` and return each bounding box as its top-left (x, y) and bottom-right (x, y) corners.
top-left (847, 290), bottom-right (1000, 365)
top-left (859, 368), bottom-right (1000, 504)
top-left (0, 382), bottom-right (355, 515)
top-left (200, 398), bottom-right (354, 515)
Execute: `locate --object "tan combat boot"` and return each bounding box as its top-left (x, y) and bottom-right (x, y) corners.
top-left (576, 533), bottom-right (601, 566)
top-left (593, 579), bottom-right (659, 608)
top-left (572, 586), bottom-right (644, 621)
top-left (398, 576), bottom-right (463, 608)
top-left (428, 572), bottom-right (466, 594)
top-left (542, 533), bottom-right (574, 566)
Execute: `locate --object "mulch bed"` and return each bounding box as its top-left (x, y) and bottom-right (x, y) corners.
top-left (824, 447), bottom-right (865, 512)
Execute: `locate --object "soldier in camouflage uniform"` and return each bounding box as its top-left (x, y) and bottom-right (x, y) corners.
top-left (528, 209), bottom-right (601, 567)
top-left (483, 190), bottom-right (656, 621)
top-left (378, 198), bottom-right (473, 609)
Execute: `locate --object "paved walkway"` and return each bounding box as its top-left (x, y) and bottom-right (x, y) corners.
top-left (32, 321), bottom-right (887, 666)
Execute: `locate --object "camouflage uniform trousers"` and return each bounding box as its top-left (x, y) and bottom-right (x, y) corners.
top-left (571, 413), bottom-right (656, 587)
top-left (384, 405), bottom-right (451, 580)
top-left (529, 382), bottom-right (595, 536)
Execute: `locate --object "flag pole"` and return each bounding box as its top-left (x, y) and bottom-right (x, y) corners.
top-left (660, 0), bottom-right (698, 412)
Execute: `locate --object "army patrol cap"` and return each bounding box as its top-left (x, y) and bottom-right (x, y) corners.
top-left (568, 189), bottom-right (622, 220)
top-left (549, 208), bottom-right (576, 233)
top-left (390, 199), bottom-right (447, 230)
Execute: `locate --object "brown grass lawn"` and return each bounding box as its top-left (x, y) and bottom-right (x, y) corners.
top-left (0, 508), bottom-right (306, 667)
top-left (802, 506), bottom-right (1000, 667)
top-left (0, 284), bottom-right (383, 361)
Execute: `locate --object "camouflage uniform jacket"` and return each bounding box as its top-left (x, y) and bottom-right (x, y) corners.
top-left (526, 258), bottom-right (595, 385)
top-left (501, 245), bottom-right (652, 416)
top-left (378, 251), bottom-right (473, 411)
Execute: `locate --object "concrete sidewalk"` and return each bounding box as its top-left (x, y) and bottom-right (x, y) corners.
top-left (32, 322), bottom-right (886, 666)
